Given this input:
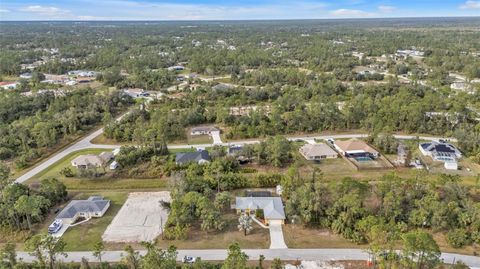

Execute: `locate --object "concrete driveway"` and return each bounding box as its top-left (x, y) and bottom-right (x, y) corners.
top-left (269, 220), bottom-right (287, 249)
top-left (211, 131), bottom-right (223, 144)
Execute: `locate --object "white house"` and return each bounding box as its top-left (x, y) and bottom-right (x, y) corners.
top-left (444, 161), bottom-right (458, 170)
top-left (55, 196), bottom-right (110, 225)
top-left (419, 141), bottom-right (462, 162)
top-left (190, 126), bottom-right (219, 136)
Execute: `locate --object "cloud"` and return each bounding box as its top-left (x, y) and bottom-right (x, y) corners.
top-left (0, 9), bottom-right (10, 13)
top-left (19, 5), bottom-right (71, 17)
top-left (330, 8), bottom-right (373, 17)
top-left (460, 1), bottom-right (480, 9)
top-left (378, 5), bottom-right (396, 13)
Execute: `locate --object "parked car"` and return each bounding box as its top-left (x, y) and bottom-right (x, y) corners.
top-left (182, 256), bottom-right (197, 264)
top-left (48, 219), bottom-right (63, 234)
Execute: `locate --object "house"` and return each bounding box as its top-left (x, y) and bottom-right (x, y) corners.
top-left (190, 126), bottom-right (219, 136)
top-left (167, 65), bottom-right (185, 71)
top-left (122, 88), bottom-right (148, 98)
top-left (212, 83), bottom-right (234, 91)
top-left (0, 82), bottom-right (18, 90)
top-left (71, 152), bottom-right (113, 168)
top-left (419, 141), bottom-right (462, 162)
top-left (235, 197), bottom-right (285, 225)
top-left (20, 73), bottom-right (33, 79)
top-left (333, 139), bottom-right (379, 158)
top-left (175, 150), bottom-right (211, 165)
top-left (299, 143), bottom-right (338, 161)
top-left (54, 196), bottom-right (110, 225)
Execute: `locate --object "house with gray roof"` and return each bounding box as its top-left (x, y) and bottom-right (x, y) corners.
top-left (55, 196), bottom-right (110, 225)
top-left (190, 126), bottom-right (219, 136)
top-left (299, 143), bottom-right (338, 160)
top-left (235, 197), bottom-right (285, 225)
top-left (175, 150), bottom-right (211, 165)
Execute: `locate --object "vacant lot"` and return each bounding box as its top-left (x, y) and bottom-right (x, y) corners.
top-left (156, 213), bottom-right (270, 249)
top-left (103, 192), bottom-right (171, 243)
top-left (283, 225), bottom-right (359, 249)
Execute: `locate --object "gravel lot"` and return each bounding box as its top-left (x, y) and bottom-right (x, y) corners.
top-left (102, 191), bottom-right (171, 242)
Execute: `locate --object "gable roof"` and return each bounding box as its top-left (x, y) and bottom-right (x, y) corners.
top-left (175, 150), bottom-right (211, 164)
top-left (334, 139), bottom-right (378, 154)
top-left (299, 143), bottom-right (337, 157)
top-left (235, 197), bottom-right (285, 220)
top-left (57, 196), bottom-right (110, 219)
top-left (71, 154), bottom-right (104, 167)
top-left (190, 126), bottom-right (219, 133)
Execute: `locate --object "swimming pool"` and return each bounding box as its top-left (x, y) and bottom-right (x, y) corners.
top-left (355, 156), bottom-right (372, 162)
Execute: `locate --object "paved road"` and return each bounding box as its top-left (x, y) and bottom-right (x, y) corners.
top-left (15, 249), bottom-right (480, 267)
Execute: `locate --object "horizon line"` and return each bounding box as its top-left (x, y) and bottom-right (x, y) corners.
top-left (1, 15), bottom-right (480, 22)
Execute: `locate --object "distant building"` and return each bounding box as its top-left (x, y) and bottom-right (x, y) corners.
top-left (167, 65), bottom-right (185, 71)
top-left (299, 143), bottom-right (338, 161)
top-left (396, 143), bottom-right (410, 167)
top-left (190, 126), bottom-right (219, 136)
top-left (235, 197), bottom-right (285, 225)
top-left (175, 150), bottom-right (211, 165)
top-left (122, 88), bottom-right (148, 98)
top-left (0, 82), bottom-right (18, 90)
top-left (20, 73), bottom-right (33, 79)
top-left (419, 141), bottom-right (462, 162)
top-left (444, 161), bottom-right (458, 170)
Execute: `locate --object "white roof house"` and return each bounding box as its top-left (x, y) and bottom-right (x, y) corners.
top-left (444, 161), bottom-right (458, 170)
top-left (55, 196), bottom-right (110, 225)
top-left (299, 143), bottom-right (338, 160)
top-left (419, 141), bottom-right (462, 162)
top-left (71, 152), bottom-right (113, 168)
top-left (235, 197), bottom-right (285, 224)
top-left (190, 126), bottom-right (219, 135)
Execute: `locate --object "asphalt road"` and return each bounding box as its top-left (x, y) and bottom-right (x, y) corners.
top-left (15, 249), bottom-right (480, 267)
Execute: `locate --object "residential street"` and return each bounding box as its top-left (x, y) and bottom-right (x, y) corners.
top-left (15, 128), bottom-right (456, 183)
top-left (15, 249), bottom-right (480, 267)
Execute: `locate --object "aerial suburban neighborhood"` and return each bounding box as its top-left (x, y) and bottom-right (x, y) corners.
top-left (0, 3), bottom-right (480, 269)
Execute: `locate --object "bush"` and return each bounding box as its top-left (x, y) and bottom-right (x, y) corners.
top-left (251, 173), bottom-right (283, 187)
top-left (446, 229), bottom-right (470, 248)
top-left (60, 167), bottom-right (75, 177)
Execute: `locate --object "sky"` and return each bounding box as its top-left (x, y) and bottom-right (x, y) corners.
top-left (0, 0), bottom-right (479, 21)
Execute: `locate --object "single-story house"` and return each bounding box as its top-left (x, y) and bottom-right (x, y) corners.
top-left (212, 83), bottom-right (234, 91)
top-left (71, 152), bottom-right (113, 169)
top-left (20, 73), bottom-right (33, 79)
top-left (190, 126), bottom-right (219, 136)
top-left (333, 139), bottom-right (379, 158)
top-left (55, 196), bottom-right (110, 225)
top-left (227, 145), bottom-right (243, 156)
top-left (419, 141), bottom-right (462, 162)
top-left (0, 82), bottom-right (18, 90)
top-left (235, 197), bottom-right (285, 225)
top-left (122, 88), bottom-right (148, 98)
top-left (167, 65), bottom-right (185, 71)
top-left (175, 150), bottom-right (211, 165)
top-left (299, 143), bottom-right (338, 160)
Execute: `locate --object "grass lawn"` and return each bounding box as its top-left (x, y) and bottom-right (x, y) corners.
top-left (90, 134), bottom-right (130, 145)
top-left (156, 213), bottom-right (270, 249)
top-left (283, 225), bottom-right (361, 249)
top-left (188, 134), bottom-right (212, 144)
top-left (24, 148), bottom-right (168, 191)
top-left (60, 191), bottom-right (128, 251)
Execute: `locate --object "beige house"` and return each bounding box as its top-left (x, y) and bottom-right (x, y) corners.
top-left (299, 143), bottom-right (338, 160)
top-left (334, 139), bottom-right (379, 158)
top-left (71, 152), bottom-right (113, 169)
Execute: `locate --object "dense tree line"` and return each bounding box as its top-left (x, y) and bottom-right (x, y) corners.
top-left (0, 89), bottom-right (133, 169)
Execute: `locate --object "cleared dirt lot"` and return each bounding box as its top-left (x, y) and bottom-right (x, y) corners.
top-left (102, 191), bottom-right (170, 243)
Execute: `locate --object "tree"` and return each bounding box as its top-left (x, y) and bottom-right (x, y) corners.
top-left (402, 231), bottom-right (440, 269)
top-left (221, 242), bottom-right (248, 269)
top-left (258, 254), bottom-right (265, 269)
top-left (0, 242), bottom-right (17, 267)
top-left (92, 240), bottom-right (105, 262)
top-left (122, 245), bottom-right (140, 269)
top-left (140, 242), bottom-right (177, 269)
top-left (80, 257), bottom-right (91, 269)
top-left (14, 195), bottom-right (50, 230)
top-left (25, 234), bottom-right (45, 267)
top-left (270, 258), bottom-right (283, 269)
top-left (238, 214), bottom-right (253, 236)
top-left (214, 191), bottom-right (232, 211)
top-left (41, 234), bottom-right (68, 269)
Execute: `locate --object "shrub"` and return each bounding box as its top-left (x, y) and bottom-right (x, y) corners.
top-left (60, 167), bottom-right (75, 177)
top-left (446, 229), bottom-right (470, 248)
top-left (251, 173), bottom-right (283, 187)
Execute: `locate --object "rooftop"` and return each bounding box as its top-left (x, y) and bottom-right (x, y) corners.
top-left (334, 139), bottom-right (378, 154)
top-left (57, 196), bottom-right (110, 219)
top-left (235, 196), bottom-right (285, 220)
top-left (175, 150), bottom-right (211, 164)
top-left (299, 143), bottom-right (337, 157)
